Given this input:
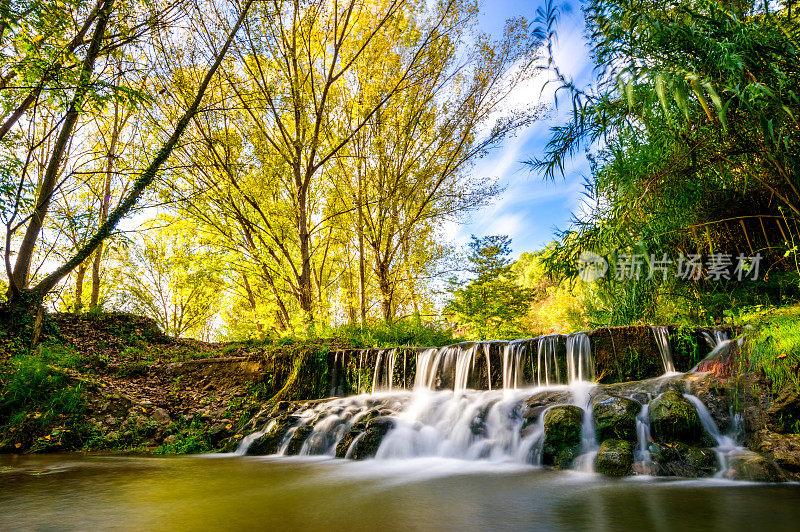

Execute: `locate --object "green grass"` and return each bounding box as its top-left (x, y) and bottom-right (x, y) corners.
top-left (0, 349), bottom-right (90, 452)
top-left (738, 306), bottom-right (800, 392)
top-left (323, 318), bottom-right (461, 348)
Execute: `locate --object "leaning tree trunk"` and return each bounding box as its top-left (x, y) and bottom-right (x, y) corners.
top-left (3, 0), bottom-right (255, 333)
top-left (10, 0), bottom-right (114, 294)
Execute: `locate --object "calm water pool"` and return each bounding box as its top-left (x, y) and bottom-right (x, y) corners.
top-left (1, 454), bottom-right (799, 531)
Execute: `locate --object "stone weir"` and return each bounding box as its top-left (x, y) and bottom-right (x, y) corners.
top-left (232, 337), bottom-right (799, 482)
top-left (324, 325), bottom-right (733, 397)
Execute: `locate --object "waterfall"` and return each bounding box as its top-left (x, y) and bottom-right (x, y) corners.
top-left (651, 326), bottom-right (676, 374)
top-left (566, 333), bottom-right (594, 384)
top-left (371, 350), bottom-right (384, 393)
top-left (374, 389), bottom-right (534, 461)
top-left (634, 398), bottom-right (654, 474)
top-left (453, 343), bottom-right (479, 393)
top-left (503, 341), bottom-right (526, 390)
top-left (372, 349), bottom-right (398, 392)
top-left (536, 335), bottom-right (562, 386)
top-left (414, 347), bottom-right (442, 389)
top-left (701, 329), bottom-right (730, 349)
top-left (356, 350), bottom-right (366, 394)
top-left (684, 394), bottom-right (742, 477)
top-left (571, 382), bottom-right (598, 472)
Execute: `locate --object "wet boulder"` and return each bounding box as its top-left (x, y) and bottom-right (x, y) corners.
top-left (349, 417), bottom-right (395, 460)
top-left (649, 389), bottom-right (703, 445)
top-left (725, 450), bottom-right (785, 482)
top-left (335, 425), bottom-right (365, 458)
top-left (751, 430), bottom-right (800, 479)
top-left (649, 442), bottom-right (718, 477)
top-left (595, 439), bottom-right (634, 477)
top-left (334, 410), bottom-right (381, 458)
top-left (246, 414), bottom-right (297, 455)
top-left (767, 384), bottom-right (800, 434)
top-left (542, 406), bottom-right (584, 469)
top-left (285, 425), bottom-right (314, 456)
top-left (592, 395), bottom-right (640, 443)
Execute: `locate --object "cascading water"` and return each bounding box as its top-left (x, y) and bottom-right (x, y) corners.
top-left (566, 332), bottom-right (594, 384)
top-left (536, 335), bottom-right (562, 386)
top-left (684, 394), bottom-right (743, 477)
top-left (372, 349), bottom-right (399, 392)
top-left (453, 343), bottom-right (480, 393)
top-left (571, 381), bottom-right (599, 472)
top-left (502, 340), bottom-right (527, 390)
top-left (651, 326), bottom-right (676, 374)
top-left (233, 327), bottom-right (764, 482)
top-left (634, 397), bottom-right (655, 474)
top-left (414, 347), bottom-right (441, 389)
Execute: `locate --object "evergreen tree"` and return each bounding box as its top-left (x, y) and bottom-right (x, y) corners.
top-left (444, 235), bottom-right (534, 338)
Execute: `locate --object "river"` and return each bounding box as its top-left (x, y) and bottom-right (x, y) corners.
top-left (1, 454), bottom-right (799, 531)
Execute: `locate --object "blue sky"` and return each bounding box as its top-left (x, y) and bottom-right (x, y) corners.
top-left (448, 0), bottom-right (594, 258)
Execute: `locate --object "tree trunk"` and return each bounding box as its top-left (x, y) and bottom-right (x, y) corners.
top-left (10, 0), bottom-right (114, 293)
top-left (297, 179), bottom-right (314, 329)
top-left (14, 0), bottom-right (255, 309)
top-left (91, 104), bottom-right (119, 309)
top-left (74, 264), bottom-right (87, 312)
top-left (377, 259), bottom-right (393, 324)
top-left (357, 168), bottom-right (367, 327)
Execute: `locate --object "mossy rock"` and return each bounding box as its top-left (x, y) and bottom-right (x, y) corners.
top-left (752, 430), bottom-right (800, 478)
top-left (649, 442), bottom-right (718, 477)
top-left (595, 439), bottom-right (634, 477)
top-left (349, 417), bottom-right (395, 460)
top-left (245, 414), bottom-right (297, 455)
top-left (285, 424), bottom-right (314, 455)
top-left (542, 405), bottom-right (584, 469)
top-left (593, 395), bottom-right (640, 443)
top-left (649, 389), bottom-right (703, 445)
top-left (725, 450), bottom-right (785, 482)
top-left (334, 409), bottom-right (381, 458)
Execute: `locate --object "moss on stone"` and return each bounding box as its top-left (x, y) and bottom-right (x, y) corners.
top-left (246, 414), bottom-right (296, 455)
top-left (542, 405), bottom-right (584, 469)
top-left (285, 424), bottom-right (314, 455)
top-left (593, 395), bottom-right (640, 442)
top-left (595, 439), bottom-right (634, 477)
top-left (649, 389), bottom-right (703, 445)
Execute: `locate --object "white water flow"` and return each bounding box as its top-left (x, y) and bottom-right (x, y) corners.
top-left (537, 335), bottom-right (562, 386)
top-left (414, 347), bottom-right (441, 389)
top-left (634, 398), bottom-right (655, 473)
top-left (371, 349), bottom-right (399, 392)
top-left (454, 343), bottom-right (480, 393)
top-left (651, 326), bottom-right (677, 374)
top-left (503, 341), bottom-right (527, 390)
top-left (571, 381), bottom-right (599, 472)
top-left (684, 394), bottom-right (743, 477)
top-left (701, 329), bottom-right (731, 349)
top-left (566, 333), bottom-right (594, 384)
top-left (356, 350), bottom-right (366, 394)
top-left (376, 388), bottom-right (548, 462)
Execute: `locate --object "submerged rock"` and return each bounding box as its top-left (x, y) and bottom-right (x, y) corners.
top-left (649, 442), bottom-right (717, 477)
top-left (725, 450), bottom-right (785, 482)
top-left (542, 406), bottom-right (584, 469)
top-left (285, 425), bottom-right (314, 455)
top-left (595, 439), bottom-right (634, 477)
top-left (349, 417), bottom-right (395, 460)
top-left (246, 414), bottom-right (297, 455)
top-left (649, 389), bottom-right (703, 445)
top-left (592, 395), bottom-right (640, 442)
top-left (334, 409), bottom-right (381, 458)
top-left (751, 430), bottom-right (800, 479)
